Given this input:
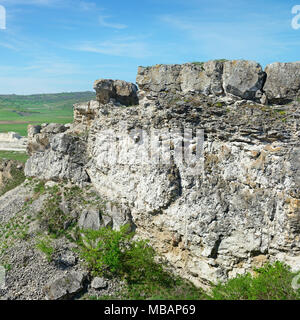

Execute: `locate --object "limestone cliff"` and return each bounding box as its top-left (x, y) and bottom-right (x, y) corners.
top-left (22, 59), bottom-right (300, 287)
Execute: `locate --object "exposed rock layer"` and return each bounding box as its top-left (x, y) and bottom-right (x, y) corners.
top-left (23, 60), bottom-right (300, 286)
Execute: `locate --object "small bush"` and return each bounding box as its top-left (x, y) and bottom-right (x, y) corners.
top-left (209, 261), bottom-right (300, 300)
top-left (77, 225), bottom-right (206, 300)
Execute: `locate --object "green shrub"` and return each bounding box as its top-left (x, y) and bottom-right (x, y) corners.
top-left (77, 225), bottom-right (206, 300)
top-left (77, 225), bottom-right (132, 278)
top-left (36, 238), bottom-right (55, 262)
top-left (209, 261), bottom-right (300, 300)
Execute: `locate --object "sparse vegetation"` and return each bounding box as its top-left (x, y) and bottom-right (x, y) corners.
top-left (77, 225), bottom-right (206, 300)
top-left (78, 225), bottom-right (300, 300)
top-left (209, 261), bottom-right (300, 300)
top-left (0, 162), bottom-right (26, 196)
top-left (0, 213), bottom-right (31, 257)
top-left (36, 237), bottom-right (55, 262)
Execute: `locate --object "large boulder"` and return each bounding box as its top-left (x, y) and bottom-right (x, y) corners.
top-left (136, 62), bottom-right (224, 95)
top-left (25, 128), bottom-right (89, 184)
top-left (93, 79), bottom-right (138, 106)
top-left (264, 62), bottom-right (300, 104)
top-left (136, 60), bottom-right (266, 101)
top-left (44, 271), bottom-right (86, 300)
top-left (180, 61), bottom-right (224, 95)
top-left (222, 60), bottom-right (266, 101)
top-left (136, 64), bottom-right (182, 93)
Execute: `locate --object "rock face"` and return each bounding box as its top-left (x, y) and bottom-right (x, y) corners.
top-left (93, 79), bottom-right (138, 106)
top-left (25, 124), bottom-right (89, 184)
top-left (222, 60), bottom-right (266, 101)
top-left (23, 60), bottom-right (300, 287)
top-left (137, 60), bottom-right (265, 102)
top-left (264, 62), bottom-right (300, 104)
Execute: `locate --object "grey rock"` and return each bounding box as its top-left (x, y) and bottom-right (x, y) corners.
top-left (223, 60), bottom-right (266, 100)
top-left (25, 130), bottom-right (89, 184)
top-left (91, 277), bottom-right (108, 290)
top-left (58, 252), bottom-right (77, 267)
top-left (19, 61), bottom-right (300, 288)
top-left (264, 62), bottom-right (300, 104)
top-left (180, 61), bottom-right (224, 95)
top-left (44, 271), bottom-right (86, 300)
top-left (78, 207), bottom-right (101, 230)
top-left (136, 64), bottom-right (182, 93)
top-left (94, 79), bottom-right (138, 106)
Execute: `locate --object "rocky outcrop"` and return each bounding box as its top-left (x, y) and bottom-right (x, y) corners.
top-left (264, 62), bottom-right (300, 104)
top-left (9, 60), bottom-right (300, 288)
top-left (137, 60), bottom-right (300, 105)
top-left (222, 60), bottom-right (266, 101)
top-left (137, 60), bottom-right (266, 103)
top-left (25, 123), bottom-right (89, 184)
top-left (94, 79), bottom-right (138, 106)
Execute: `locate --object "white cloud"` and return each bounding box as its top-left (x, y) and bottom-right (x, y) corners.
top-left (78, 1), bottom-right (97, 11)
top-left (73, 39), bottom-right (150, 58)
top-left (98, 15), bottom-right (127, 29)
top-left (0, 0), bottom-right (60, 6)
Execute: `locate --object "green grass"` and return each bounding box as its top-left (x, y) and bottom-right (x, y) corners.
top-left (0, 91), bottom-right (96, 136)
top-left (77, 225), bottom-right (207, 300)
top-left (36, 237), bottom-right (55, 262)
top-left (78, 224), bottom-right (300, 300)
top-left (0, 163), bottom-right (26, 196)
top-left (0, 151), bottom-right (29, 162)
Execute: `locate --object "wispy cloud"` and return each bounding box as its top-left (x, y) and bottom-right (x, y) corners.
top-left (98, 15), bottom-right (127, 29)
top-left (72, 38), bottom-right (150, 58)
top-left (159, 12), bottom-right (296, 63)
top-left (0, 0), bottom-right (60, 6)
top-left (78, 1), bottom-right (97, 11)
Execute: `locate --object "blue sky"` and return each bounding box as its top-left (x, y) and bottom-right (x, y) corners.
top-left (0, 0), bottom-right (299, 94)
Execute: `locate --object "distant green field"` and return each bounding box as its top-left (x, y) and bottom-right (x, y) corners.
top-left (0, 151), bottom-right (29, 163)
top-left (0, 91), bottom-right (96, 136)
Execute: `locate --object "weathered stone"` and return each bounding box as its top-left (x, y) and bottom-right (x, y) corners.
top-left (222, 60), bottom-right (266, 100)
top-left (25, 130), bottom-right (89, 184)
top-left (91, 277), bottom-right (108, 289)
top-left (180, 61), bottom-right (224, 95)
top-left (264, 62), bottom-right (300, 104)
top-left (73, 100), bottom-right (101, 128)
top-left (22, 61), bottom-right (300, 288)
top-left (58, 252), bottom-right (77, 267)
top-left (44, 271), bottom-right (86, 300)
top-left (78, 207), bottom-right (101, 230)
top-left (136, 64), bottom-right (182, 93)
top-left (93, 79), bottom-right (138, 106)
